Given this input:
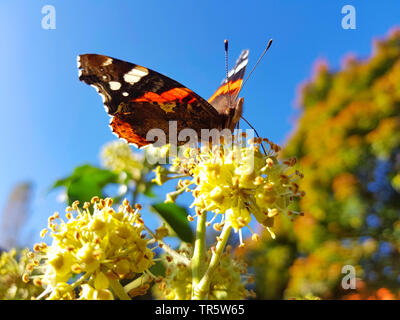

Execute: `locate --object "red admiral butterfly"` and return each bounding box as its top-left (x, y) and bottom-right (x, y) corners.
top-left (77, 48), bottom-right (249, 147)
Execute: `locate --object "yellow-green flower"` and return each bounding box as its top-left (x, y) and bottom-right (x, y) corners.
top-left (392, 173), bottom-right (400, 193)
top-left (25, 198), bottom-right (154, 300)
top-left (0, 248), bottom-right (42, 300)
top-left (166, 136), bottom-right (305, 241)
top-left (78, 283), bottom-right (114, 300)
top-left (101, 141), bottom-right (144, 180)
top-left (153, 244), bottom-right (251, 300)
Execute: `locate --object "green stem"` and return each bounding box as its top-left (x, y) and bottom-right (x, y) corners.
top-left (192, 222), bottom-right (232, 300)
top-left (109, 278), bottom-right (131, 300)
top-left (191, 211), bottom-right (207, 298)
top-left (124, 273), bottom-right (151, 293)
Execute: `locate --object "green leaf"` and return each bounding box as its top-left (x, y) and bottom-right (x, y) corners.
top-left (50, 176), bottom-right (73, 190)
top-left (149, 260), bottom-right (166, 277)
top-left (51, 164), bottom-right (119, 205)
top-left (151, 202), bottom-right (194, 243)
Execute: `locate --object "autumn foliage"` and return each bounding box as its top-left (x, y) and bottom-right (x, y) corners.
top-left (243, 28), bottom-right (400, 299)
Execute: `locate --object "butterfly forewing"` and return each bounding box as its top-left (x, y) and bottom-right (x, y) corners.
top-left (77, 54), bottom-right (226, 147)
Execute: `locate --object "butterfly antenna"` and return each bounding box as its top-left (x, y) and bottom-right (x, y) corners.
top-left (224, 39), bottom-right (232, 108)
top-left (237, 39), bottom-right (273, 97)
top-left (240, 115), bottom-right (267, 155)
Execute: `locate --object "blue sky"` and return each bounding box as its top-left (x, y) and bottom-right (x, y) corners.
top-left (0, 0), bottom-right (399, 246)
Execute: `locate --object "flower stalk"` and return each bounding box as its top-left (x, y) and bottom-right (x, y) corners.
top-left (109, 278), bottom-right (131, 300)
top-left (191, 211), bottom-right (207, 298)
top-left (192, 222), bottom-right (232, 300)
top-left (124, 273), bottom-right (151, 293)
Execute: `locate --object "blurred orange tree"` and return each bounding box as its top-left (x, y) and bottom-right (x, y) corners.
top-left (243, 28), bottom-right (400, 299)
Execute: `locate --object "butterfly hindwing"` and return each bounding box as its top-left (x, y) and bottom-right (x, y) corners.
top-left (208, 49), bottom-right (249, 115)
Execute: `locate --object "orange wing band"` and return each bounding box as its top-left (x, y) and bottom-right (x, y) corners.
top-left (208, 79), bottom-right (243, 103)
top-left (131, 87), bottom-right (194, 103)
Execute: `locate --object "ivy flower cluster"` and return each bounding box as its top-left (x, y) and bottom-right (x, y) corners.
top-left (101, 141), bottom-right (145, 181)
top-left (23, 197), bottom-right (154, 300)
top-left (0, 249), bottom-right (42, 300)
top-left (153, 244), bottom-right (252, 300)
top-left (155, 135), bottom-right (305, 242)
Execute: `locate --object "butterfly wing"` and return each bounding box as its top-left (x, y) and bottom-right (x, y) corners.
top-left (208, 49), bottom-right (249, 115)
top-left (78, 54), bottom-right (225, 147)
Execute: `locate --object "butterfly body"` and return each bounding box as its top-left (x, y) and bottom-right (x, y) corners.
top-left (78, 49), bottom-right (249, 147)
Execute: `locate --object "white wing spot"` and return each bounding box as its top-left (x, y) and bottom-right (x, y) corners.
top-left (124, 74), bottom-right (141, 84)
top-left (123, 67), bottom-right (149, 84)
top-left (129, 67), bottom-right (148, 77)
top-left (235, 59), bottom-right (248, 73)
top-left (77, 55), bottom-right (81, 68)
top-left (109, 81), bottom-right (122, 90)
top-left (122, 92), bottom-right (129, 96)
top-left (102, 58), bottom-right (113, 66)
